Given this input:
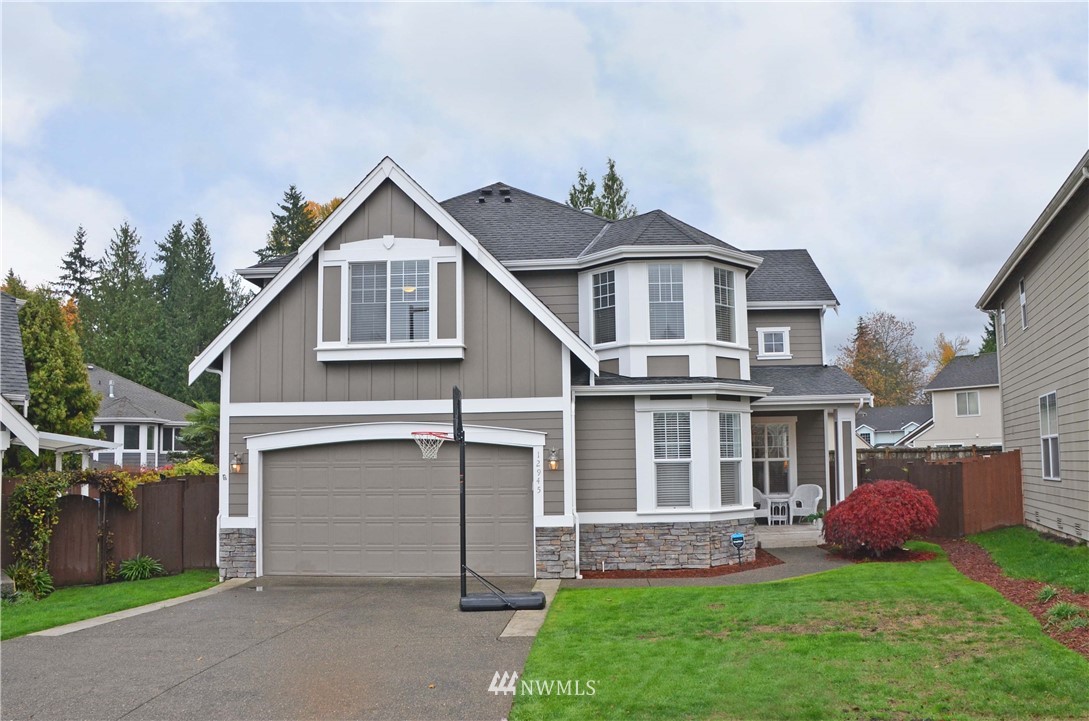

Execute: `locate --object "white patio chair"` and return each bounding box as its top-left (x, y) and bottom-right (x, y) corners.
top-left (788, 484), bottom-right (824, 524)
top-left (752, 487), bottom-right (770, 523)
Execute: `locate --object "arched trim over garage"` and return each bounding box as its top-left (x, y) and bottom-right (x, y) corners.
top-left (243, 422), bottom-right (547, 577)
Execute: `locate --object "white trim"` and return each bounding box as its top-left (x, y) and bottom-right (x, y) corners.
top-left (1039, 390), bottom-right (1060, 481)
top-left (955, 390), bottom-right (981, 417)
top-left (575, 382), bottom-right (772, 397)
top-left (576, 509), bottom-right (756, 524)
top-left (751, 416), bottom-right (799, 495)
top-left (926, 383), bottom-right (999, 393)
top-left (1, 396), bottom-right (39, 455)
top-left (500, 244), bottom-right (764, 272)
top-left (315, 345), bottom-right (465, 362)
top-left (189, 156), bottom-right (598, 384)
top-left (748, 300), bottom-right (837, 310)
top-left (216, 348), bottom-right (230, 566)
top-left (753, 393), bottom-right (873, 407)
top-left (225, 396), bottom-right (567, 417)
top-left (756, 327), bottom-right (791, 360)
top-left (1019, 278), bottom-right (1028, 330)
top-left (561, 347), bottom-right (575, 518)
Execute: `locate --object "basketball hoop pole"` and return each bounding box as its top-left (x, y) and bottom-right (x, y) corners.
top-left (454, 385), bottom-right (467, 600)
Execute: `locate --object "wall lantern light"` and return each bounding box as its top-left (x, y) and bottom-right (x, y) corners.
top-left (548, 447), bottom-right (560, 472)
top-left (230, 452), bottom-right (244, 474)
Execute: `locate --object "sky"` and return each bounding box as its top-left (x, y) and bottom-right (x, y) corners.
top-left (3, 2), bottom-right (1087, 362)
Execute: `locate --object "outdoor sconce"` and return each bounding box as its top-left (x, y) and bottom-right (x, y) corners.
top-left (548, 448), bottom-right (560, 472)
top-left (230, 452), bottom-right (243, 474)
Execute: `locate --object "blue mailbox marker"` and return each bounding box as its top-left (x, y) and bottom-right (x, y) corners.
top-left (731, 532), bottom-right (745, 565)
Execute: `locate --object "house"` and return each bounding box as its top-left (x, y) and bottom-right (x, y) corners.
top-left (903, 353), bottom-right (1002, 448)
top-left (191, 157), bottom-right (872, 580)
top-left (855, 405), bottom-right (932, 447)
top-left (87, 366), bottom-right (195, 469)
top-left (977, 150), bottom-right (1089, 543)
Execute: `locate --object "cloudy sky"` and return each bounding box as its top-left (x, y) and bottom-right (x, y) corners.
top-left (3, 2), bottom-right (1086, 360)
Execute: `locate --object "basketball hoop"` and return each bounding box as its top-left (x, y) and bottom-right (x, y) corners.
top-left (412, 431), bottom-right (452, 460)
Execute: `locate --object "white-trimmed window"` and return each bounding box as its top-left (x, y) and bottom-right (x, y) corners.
top-left (592, 270), bottom-right (616, 345)
top-left (999, 304), bottom-right (1006, 346)
top-left (1019, 279), bottom-right (1028, 329)
top-left (349, 260), bottom-right (430, 343)
top-left (1040, 392), bottom-right (1060, 481)
top-left (752, 421), bottom-right (793, 495)
top-left (757, 328), bottom-right (791, 359)
top-left (162, 427), bottom-right (187, 453)
top-left (714, 268), bottom-right (735, 343)
top-left (719, 412), bottom-right (742, 505)
top-left (654, 412), bottom-right (691, 507)
top-left (859, 430), bottom-right (873, 445)
top-left (956, 391), bottom-right (980, 417)
top-left (648, 264), bottom-right (684, 340)
top-left (123, 424), bottom-right (140, 450)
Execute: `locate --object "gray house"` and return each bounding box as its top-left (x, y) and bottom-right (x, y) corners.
top-left (978, 150), bottom-right (1089, 543)
top-left (192, 157), bottom-right (871, 580)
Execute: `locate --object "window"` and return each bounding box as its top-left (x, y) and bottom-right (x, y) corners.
top-left (653, 412), bottom-right (691, 506)
top-left (592, 270), bottom-right (616, 344)
top-left (100, 425), bottom-right (114, 442)
top-left (648, 264), bottom-right (684, 339)
top-left (714, 268), bottom-right (735, 343)
top-left (123, 425), bottom-right (140, 450)
top-left (999, 304), bottom-right (1006, 346)
top-left (719, 413), bottom-right (742, 505)
top-left (1019, 279), bottom-right (1028, 329)
top-left (752, 422), bottom-right (791, 494)
top-left (162, 427), bottom-right (187, 453)
top-left (757, 328), bottom-right (791, 358)
top-left (349, 260), bottom-right (430, 344)
top-left (956, 391), bottom-right (980, 416)
top-left (146, 427), bottom-right (156, 450)
top-left (859, 430), bottom-right (873, 445)
top-left (1040, 392), bottom-right (1060, 481)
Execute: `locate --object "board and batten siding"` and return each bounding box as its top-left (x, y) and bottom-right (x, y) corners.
top-left (748, 309), bottom-right (824, 365)
top-left (227, 412), bottom-right (565, 518)
top-left (323, 179), bottom-right (457, 251)
top-left (515, 270), bottom-right (580, 334)
top-left (230, 258), bottom-right (563, 405)
top-left (574, 396), bottom-right (637, 512)
top-left (994, 185), bottom-right (1089, 540)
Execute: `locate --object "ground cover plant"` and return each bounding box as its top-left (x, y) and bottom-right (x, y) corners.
top-left (0, 569), bottom-right (217, 640)
top-left (969, 526), bottom-right (1089, 593)
top-left (511, 543), bottom-right (1089, 721)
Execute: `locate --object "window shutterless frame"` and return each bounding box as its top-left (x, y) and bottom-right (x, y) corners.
top-left (1019, 279), bottom-right (1028, 330)
top-left (956, 391), bottom-right (980, 417)
top-left (714, 268), bottom-right (735, 343)
top-left (349, 259), bottom-right (431, 344)
top-left (648, 264), bottom-right (684, 340)
top-left (653, 411), bottom-right (691, 507)
top-left (592, 270), bottom-right (616, 345)
top-left (719, 412), bottom-right (742, 505)
top-left (1039, 391), bottom-right (1060, 481)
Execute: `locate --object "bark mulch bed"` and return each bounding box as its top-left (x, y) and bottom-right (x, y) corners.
top-left (579, 548), bottom-right (783, 579)
top-left (938, 538), bottom-right (1089, 659)
top-left (820, 545), bottom-right (938, 563)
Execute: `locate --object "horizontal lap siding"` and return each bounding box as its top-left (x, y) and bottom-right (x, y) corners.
top-left (575, 397), bottom-right (637, 512)
top-left (996, 187), bottom-right (1089, 539)
top-left (515, 271), bottom-right (580, 334)
top-left (748, 309), bottom-right (824, 365)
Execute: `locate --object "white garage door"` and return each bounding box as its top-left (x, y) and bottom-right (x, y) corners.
top-left (262, 440), bottom-right (533, 576)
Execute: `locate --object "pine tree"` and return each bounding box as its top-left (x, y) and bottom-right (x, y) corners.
top-left (980, 313), bottom-right (997, 354)
top-left (567, 169), bottom-right (597, 211)
top-left (566, 159), bottom-right (638, 220)
top-left (56, 225), bottom-right (98, 303)
top-left (256, 185), bottom-right (318, 262)
top-left (2, 269), bottom-right (30, 298)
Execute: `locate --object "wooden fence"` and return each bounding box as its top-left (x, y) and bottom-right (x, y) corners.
top-left (858, 445), bottom-right (1004, 463)
top-left (857, 450), bottom-right (1023, 537)
top-left (2, 475), bottom-right (217, 587)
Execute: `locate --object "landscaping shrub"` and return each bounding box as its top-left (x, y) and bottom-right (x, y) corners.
top-left (823, 480), bottom-right (939, 557)
top-left (118, 555), bottom-right (164, 582)
top-left (159, 457), bottom-right (218, 476)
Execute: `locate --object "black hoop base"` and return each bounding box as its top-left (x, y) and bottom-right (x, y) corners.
top-left (460, 591), bottom-right (546, 612)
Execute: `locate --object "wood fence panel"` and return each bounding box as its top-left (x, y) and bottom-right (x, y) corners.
top-left (961, 450), bottom-right (1023, 535)
top-left (106, 492), bottom-right (142, 573)
top-left (48, 495), bottom-right (100, 586)
top-left (140, 481), bottom-right (185, 574)
top-left (182, 476), bottom-right (218, 568)
top-left (910, 463), bottom-right (964, 537)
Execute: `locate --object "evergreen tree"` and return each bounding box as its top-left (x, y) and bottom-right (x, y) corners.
top-left (56, 225), bottom-right (99, 303)
top-left (81, 222), bottom-right (159, 388)
top-left (2, 269), bottom-right (30, 298)
top-left (980, 313), bottom-right (997, 354)
top-left (225, 272), bottom-right (254, 315)
top-left (179, 401), bottom-right (220, 462)
top-left (566, 158), bottom-right (638, 220)
top-left (256, 185), bottom-right (318, 262)
top-left (567, 169), bottom-right (597, 211)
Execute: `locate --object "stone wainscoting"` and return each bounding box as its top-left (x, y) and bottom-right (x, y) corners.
top-left (219, 528), bottom-right (256, 579)
top-left (535, 526), bottom-right (577, 579)
top-left (579, 519), bottom-right (756, 572)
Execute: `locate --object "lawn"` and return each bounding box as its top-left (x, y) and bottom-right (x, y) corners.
top-left (970, 526), bottom-right (1089, 593)
top-left (511, 543), bottom-right (1089, 721)
top-left (0, 569), bottom-right (219, 640)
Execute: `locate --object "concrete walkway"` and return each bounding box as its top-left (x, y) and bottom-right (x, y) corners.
top-left (562, 546), bottom-right (851, 588)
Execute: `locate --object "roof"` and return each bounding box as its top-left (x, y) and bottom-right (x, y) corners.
top-left (87, 366), bottom-right (195, 423)
top-left (855, 404), bottom-right (933, 432)
top-left (978, 150), bottom-right (1089, 309)
top-left (0, 292), bottom-right (29, 401)
top-left (746, 250), bottom-right (839, 305)
top-left (925, 353), bottom-right (999, 391)
top-left (749, 365), bottom-right (870, 398)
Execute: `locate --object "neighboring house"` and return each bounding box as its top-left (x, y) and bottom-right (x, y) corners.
top-left (87, 366), bottom-right (195, 469)
top-left (855, 405), bottom-right (932, 447)
top-left (904, 353), bottom-right (1002, 448)
top-left (192, 157), bottom-right (871, 580)
top-left (977, 150), bottom-right (1089, 543)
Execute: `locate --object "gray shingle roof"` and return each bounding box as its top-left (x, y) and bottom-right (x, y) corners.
top-left (855, 405), bottom-right (933, 432)
top-left (582, 210), bottom-right (742, 255)
top-left (87, 366), bottom-right (195, 423)
top-left (749, 365), bottom-right (871, 397)
top-left (746, 250), bottom-right (838, 304)
top-left (251, 252), bottom-right (296, 269)
top-left (925, 352), bottom-right (999, 391)
top-left (1, 292), bottom-right (29, 401)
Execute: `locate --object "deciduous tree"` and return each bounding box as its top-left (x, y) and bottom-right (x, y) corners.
top-left (927, 332), bottom-right (970, 374)
top-left (304, 197), bottom-right (343, 223)
top-left (837, 312), bottom-right (928, 406)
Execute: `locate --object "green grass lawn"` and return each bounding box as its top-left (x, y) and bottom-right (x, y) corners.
top-left (511, 543), bottom-right (1089, 721)
top-left (970, 526), bottom-right (1089, 593)
top-left (0, 569), bottom-right (219, 641)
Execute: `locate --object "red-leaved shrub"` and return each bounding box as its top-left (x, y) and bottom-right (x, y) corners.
top-left (823, 480), bottom-right (939, 557)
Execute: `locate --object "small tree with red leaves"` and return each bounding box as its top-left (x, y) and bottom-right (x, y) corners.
top-left (823, 480), bottom-right (939, 557)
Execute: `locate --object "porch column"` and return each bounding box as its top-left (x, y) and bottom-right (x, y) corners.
top-left (54, 451), bottom-right (63, 471)
top-left (833, 406), bottom-right (858, 502)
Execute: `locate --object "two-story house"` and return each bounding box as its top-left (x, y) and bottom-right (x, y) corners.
top-left (977, 151), bottom-right (1089, 543)
top-left (192, 158), bottom-right (871, 580)
top-left (855, 405), bottom-right (933, 447)
top-left (902, 353), bottom-right (1002, 449)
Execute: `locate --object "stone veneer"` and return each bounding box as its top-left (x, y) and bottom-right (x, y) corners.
top-left (579, 519), bottom-right (756, 572)
top-left (535, 526), bottom-right (577, 579)
top-left (219, 528), bottom-right (256, 579)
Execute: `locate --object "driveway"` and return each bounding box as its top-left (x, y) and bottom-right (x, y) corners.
top-left (1, 577), bottom-right (537, 721)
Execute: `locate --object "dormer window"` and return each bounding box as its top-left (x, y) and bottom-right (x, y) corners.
top-left (648, 263), bottom-right (684, 340)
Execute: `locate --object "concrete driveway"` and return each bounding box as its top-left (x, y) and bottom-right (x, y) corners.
top-left (1, 577), bottom-right (537, 721)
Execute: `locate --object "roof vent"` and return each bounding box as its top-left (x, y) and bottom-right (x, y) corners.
top-left (498, 187), bottom-right (511, 196)
top-left (481, 188), bottom-right (493, 195)
top-left (108, 379), bottom-right (115, 398)
top-left (477, 196), bottom-right (485, 204)
top-left (503, 196), bottom-right (512, 203)
top-left (581, 207), bottom-right (594, 213)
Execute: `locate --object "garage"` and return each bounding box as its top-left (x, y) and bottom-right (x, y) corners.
top-left (262, 440), bottom-right (533, 576)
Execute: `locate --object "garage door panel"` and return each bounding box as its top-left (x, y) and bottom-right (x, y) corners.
top-left (263, 440), bottom-right (533, 576)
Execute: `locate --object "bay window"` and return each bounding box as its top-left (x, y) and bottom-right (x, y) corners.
top-left (714, 268), bottom-right (735, 343)
top-left (648, 264), bottom-right (684, 340)
top-left (654, 411), bottom-right (691, 507)
top-left (592, 270), bottom-right (616, 344)
top-left (719, 412), bottom-right (742, 505)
